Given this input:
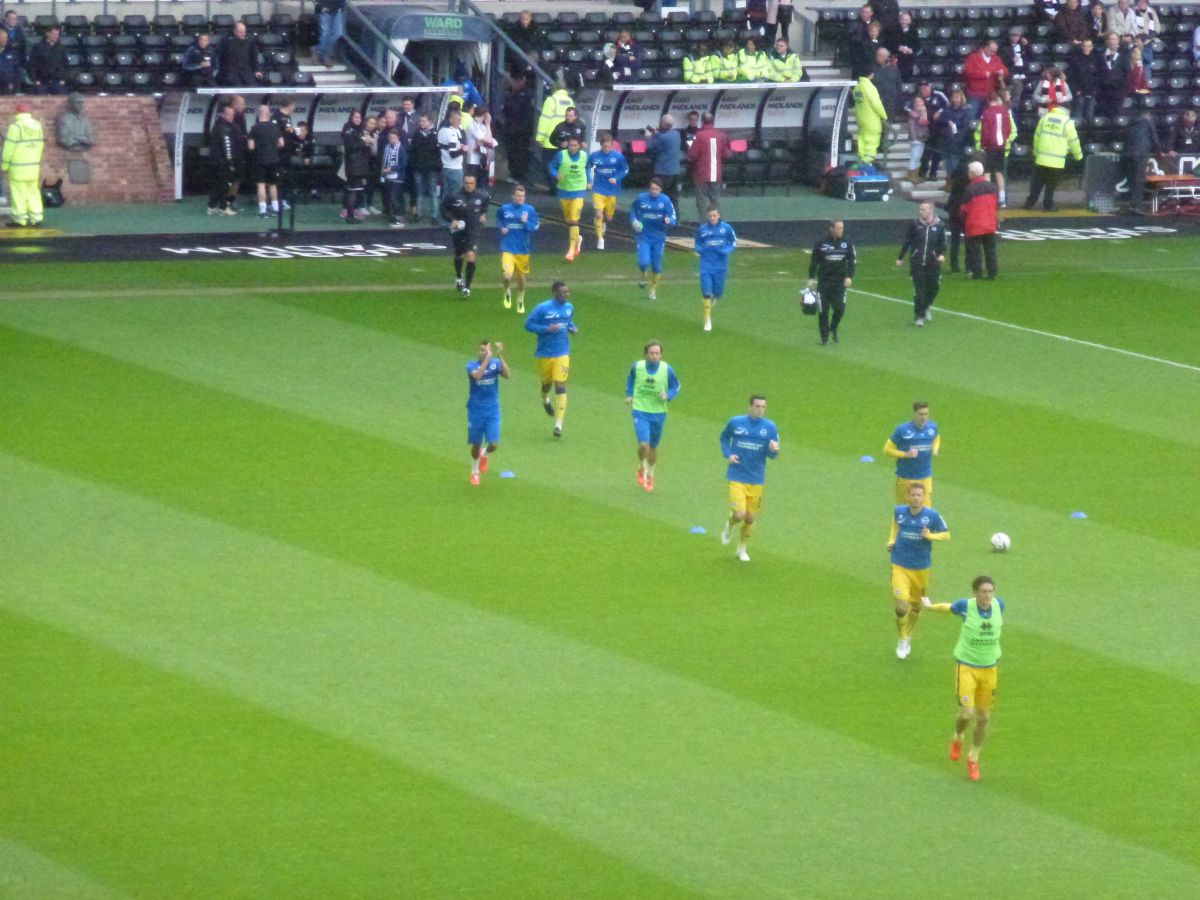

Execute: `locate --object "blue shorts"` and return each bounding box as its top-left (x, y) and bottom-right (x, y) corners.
top-left (637, 236), bottom-right (665, 274)
top-left (700, 269), bottom-right (727, 298)
top-left (467, 408), bottom-right (500, 446)
top-left (632, 410), bottom-right (666, 448)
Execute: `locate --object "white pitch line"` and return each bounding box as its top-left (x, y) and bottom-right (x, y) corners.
top-left (850, 288), bottom-right (1200, 374)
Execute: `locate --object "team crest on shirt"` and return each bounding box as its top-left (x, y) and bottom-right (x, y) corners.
top-left (920, 516), bottom-right (929, 524)
top-left (759, 428), bottom-right (767, 437)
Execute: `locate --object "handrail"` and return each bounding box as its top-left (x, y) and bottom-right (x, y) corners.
top-left (344, 1), bottom-right (431, 87)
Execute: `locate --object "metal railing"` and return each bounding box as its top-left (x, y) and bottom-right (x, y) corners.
top-left (342, 2), bottom-right (429, 87)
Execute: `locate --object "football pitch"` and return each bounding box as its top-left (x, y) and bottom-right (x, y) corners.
top-left (2, 232), bottom-right (1198, 898)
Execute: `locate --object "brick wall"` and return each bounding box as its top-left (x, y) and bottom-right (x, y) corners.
top-left (0, 97), bottom-right (173, 204)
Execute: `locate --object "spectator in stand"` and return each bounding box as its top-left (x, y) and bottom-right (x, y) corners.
top-left (646, 115), bottom-right (683, 212)
top-left (1000, 30), bottom-right (1034, 110)
top-left (182, 33), bottom-right (217, 88)
top-left (1088, 2), bottom-right (1109, 40)
top-left (910, 82), bottom-right (949, 179)
top-left (885, 12), bottom-right (920, 82)
top-left (688, 111), bottom-right (731, 219)
top-left (2, 11), bottom-right (25, 68)
top-left (716, 41), bottom-right (739, 82)
top-left (600, 43), bottom-right (630, 86)
top-left (962, 160), bottom-right (1000, 280)
top-left (936, 88), bottom-right (974, 179)
top-left (906, 95), bottom-right (930, 182)
top-left (1033, 66), bottom-right (1074, 116)
top-left (549, 106), bottom-right (586, 155)
top-left (207, 103), bottom-right (244, 215)
top-left (290, 121), bottom-right (318, 197)
top-left (408, 114), bottom-right (440, 223)
top-left (1097, 31), bottom-right (1129, 118)
top-left (1194, 23), bottom-right (1200, 66)
top-left (1057, 0), bottom-right (1092, 45)
top-left (1024, 101), bottom-right (1083, 211)
top-left (744, 0), bottom-right (769, 38)
top-left (685, 41), bottom-right (714, 84)
top-left (1068, 36), bottom-right (1101, 123)
top-left (509, 10), bottom-right (543, 64)
top-left (766, 0), bottom-right (795, 46)
top-left (0, 30), bottom-right (21, 95)
top-left (1122, 109), bottom-right (1158, 214)
top-left (30, 26), bottom-right (69, 95)
top-left (963, 40), bottom-right (1009, 119)
top-left (380, 128), bottom-right (408, 227)
top-left (340, 109), bottom-right (371, 222)
top-left (870, 0), bottom-right (901, 28)
top-left (443, 62), bottom-right (484, 110)
top-left (217, 22), bottom-right (261, 87)
top-left (500, 73), bottom-right (534, 185)
top-left (1126, 46), bottom-right (1149, 93)
top-left (437, 107), bottom-right (467, 221)
top-left (1130, 0), bottom-right (1159, 66)
top-left (768, 37), bottom-right (804, 82)
top-left (738, 37), bottom-right (770, 82)
top-left (873, 47), bottom-right (903, 120)
top-left (1168, 109), bottom-right (1199, 158)
top-left (615, 31), bottom-right (640, 75)
top-left (314, 0), bottom-right (345, 68)
top-left (849, 5), bottom-right (875, 46)
top-left (850, 20), bottom-right (885, 79)
top-left (466, 105), bottom-right (496, 182)
top-left (975, 91), bottom-right (1017, 207)
top-left (1107, 0), bottom-right (1136, 44)
top-left (1039, 0), bottom-right (1065, 20)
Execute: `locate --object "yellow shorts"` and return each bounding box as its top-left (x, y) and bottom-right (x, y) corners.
top-left (559, 197), bottom-right (585, 223)
top-left (592, 194), bottom-right (617, 218)
top-left (891, 565), bottom-right (930, 603)
top-left (729, 481), bottom-right (764, 516)
top-left (537, 355), bottom-right (569, 385)
top-left (501, 252), bottom-right (530, 277)
top-left (957, 663), bottom-right (998, 710)
top-left (895, 477), bottom-right (933, 505)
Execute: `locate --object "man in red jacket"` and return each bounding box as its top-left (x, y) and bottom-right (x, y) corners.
top-left (687, 112), bottom-right (732, 220)
top-left (962, 161), bottom-right (1000, 280)
top-left (962, 40), bottom-right (1010, 118)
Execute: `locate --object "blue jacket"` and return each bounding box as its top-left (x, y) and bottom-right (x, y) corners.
top-left (0, 46), bottom-right (21, 87)
top-left (442, 77), bottom-right (484, 110)
top-left (647, 128), bottom-right (683, 176)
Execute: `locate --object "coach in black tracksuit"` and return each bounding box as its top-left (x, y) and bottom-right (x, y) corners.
top-left (807, 221), bottom-right (857, 345)
top-left (897, 202), bottom-right (947, 326)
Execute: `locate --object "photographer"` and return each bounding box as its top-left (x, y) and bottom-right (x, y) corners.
top-left (644, 115), bottom-right (683, 212)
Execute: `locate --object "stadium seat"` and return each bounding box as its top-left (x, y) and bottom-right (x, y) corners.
top-left (556, 12), bottom-right (580, 28)
top-left (612, 12), bottom-right (636, 27)
top-left (140, 33), bottom-right (167, 51)
top-left (171, 34), bottom-right (194, 51)
top-left (35, 16), bottom-right (60, 35)
top-left (640, 47), bottom-right (661, 64)
top-left (86, 51), bottom-right (108, 69)
top-left (661, 65), bottom-right (682, 80)
top-left (633, 29), bottom-right (655, 45)
top-left (124, 15), bottom-right (151, 37)
top-left (112, 35), bottom-right (138, 51)
top-left (181, 15), bottom-right (208, 37)
top-left (160, 71), bottom-right (181, 89)
top-left (58, 34), bottom-right (81, 51)
top-left (101, 71), bottom-right (126, 89)
top-left (211, 15), bottom-right (236, 38)
top-left (291, 70), bottom-right (316, 86)
top-left (243, 14), bottom-right (268, 38)
top-left (266, 70), bottom-right (285, 86)
top-left (65, 51), bottom-right (84, 69)
top-left (114, 51), bottom-right (137, 69)
top-left (93, 15), bottom-right (120, 37)
top-left (270, 13), bottom-right (297, 41)
top-left (141, 51), bottom-right (165, 70)
top-left (576, 29), bottom-right (601, 46)
top-left (634, 67), bottom-right (656, 82)
top-left (532, 12), bottom-right (553, 26)
top-left (154, 15), bottom-right (180, 35)
top-left (546, 30), bottom-right (572, 47)
top-left (73, 70), bottom-right (96, 88)
top-left (271, 49), bottom-right (295, 68)
top-left (696, 10), bottom-right (719, 26)
top-left (959, 26), bottom-right (980, 41)
top-left (63, 15), bottom-right (91, 38)
top-left (131, 71), bottom-right (153, 91)
top-left (584, 12), bottom-right (608, 27)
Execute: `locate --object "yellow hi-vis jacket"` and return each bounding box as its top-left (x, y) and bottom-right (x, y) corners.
top-left (1032, 106), bottom-right (1083, 169)
top-left (715, 51), bottom-right (739, 82)
top-left (736, 49), bottom-right (770, 82)
top-left (536, 89), bottom-right (574, 150)
top-left (683, 53), bottom-right (713, 84)
top-left (853, 76), bottom-right (887, 131)
top-left (1, 112), bottom-right (44, 183)
top-left (768, 51), bottom-right (804, 82)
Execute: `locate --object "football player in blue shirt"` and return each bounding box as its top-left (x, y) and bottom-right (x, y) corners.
top-left (495, 184), bottom-right (540, 314)
top-left (884, 400), bottom-right (941, 504)
top-left (630, 178), bottom-right (678, 301)
top-left (466, 340), bottom-right (510, 485)
top-left (694, 207), bottom-right (737, 332)
top-left (524, 280), bottom-right (578, 438)
top-left (888, 482), bottom-right (950, 659)
top-left (588, 131), bottom-right (629, 250)
top-left (719, 395), bottom-right (780, 562)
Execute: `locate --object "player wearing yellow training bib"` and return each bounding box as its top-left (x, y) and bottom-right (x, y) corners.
top-left (549, 136), bottom-right (591, 261)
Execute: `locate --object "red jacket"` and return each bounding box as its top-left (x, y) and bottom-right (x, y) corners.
top-left (962, 176), bottom-right (1000, 237)
top-left (687, 125), bottom-right (731, 184)
top-left (962, 50), bottom-right (1009, 100)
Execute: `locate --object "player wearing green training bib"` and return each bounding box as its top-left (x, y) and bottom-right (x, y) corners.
top-left (923, 575), bottom-right (1006, 782)
top-left (624, 341), bottom-right (680, 492)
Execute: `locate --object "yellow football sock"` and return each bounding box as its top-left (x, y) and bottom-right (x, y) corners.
top-left (906, 607), bottom-right (922, 637)
top-left (650, 272), bottom-right (661, 289)
top-left (896, 612), bottom-right (908, 636)
top-left (595, 218), bottom-right (605, 241)
top-left (702, 298), bottom-right (713, 322)
top-left (568, 224), bottom-right (580, 249)
top-left (740, 520), bottom-right (754, 543)
top-left (556, 393), bottom-right (568, 418)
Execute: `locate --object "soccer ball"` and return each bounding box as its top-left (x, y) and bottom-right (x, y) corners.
top-left (990, 533), bottom-right (1011, 552)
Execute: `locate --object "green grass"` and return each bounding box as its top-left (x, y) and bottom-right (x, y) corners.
top-left (1, 234), bottom-right (1198, 898)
